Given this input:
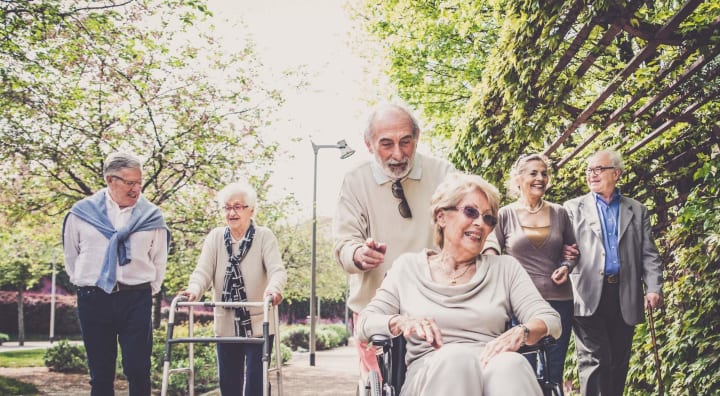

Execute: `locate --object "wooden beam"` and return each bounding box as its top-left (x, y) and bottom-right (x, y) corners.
top-left (626, 96), bottom-right (712, 155)
top-left (544, 0), bottom-right (705, 156)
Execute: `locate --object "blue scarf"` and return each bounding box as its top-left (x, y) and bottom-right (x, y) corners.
top-left (63, 189), bottom-right (170, 293)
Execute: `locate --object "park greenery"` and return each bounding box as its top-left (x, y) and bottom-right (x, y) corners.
top-left (1, 0), bottom-right (718, 394)
top-left (0, 0), bottom-right (346, 335)
top-left (0, 322), bottom-right (341, 395)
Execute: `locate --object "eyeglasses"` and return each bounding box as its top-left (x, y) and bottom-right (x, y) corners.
top-left (111, 175), bottom-right (142, 188)
top-left (391, 180), bottom-right (412, 218)
top-left (585, 166), bottom-right (615, 176)
top-left (223, 204), bottom-right (249, 213)
top-left (443, 206), bottom-right (498, 227)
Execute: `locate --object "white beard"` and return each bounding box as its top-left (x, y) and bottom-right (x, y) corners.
top-left (375, 151), bottom-right (414, 179)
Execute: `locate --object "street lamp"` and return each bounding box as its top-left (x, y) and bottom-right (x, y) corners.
top-left (310, 139), bottom-right (355, 366)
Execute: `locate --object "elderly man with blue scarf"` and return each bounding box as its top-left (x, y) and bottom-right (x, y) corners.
top-left (63, 152), bottom-right (171, 396)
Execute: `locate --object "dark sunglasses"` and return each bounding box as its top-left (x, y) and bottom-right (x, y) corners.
top-left (391, 180), bottom-right (412, 218)
top-left (443, 206), bottom-right (497, 227)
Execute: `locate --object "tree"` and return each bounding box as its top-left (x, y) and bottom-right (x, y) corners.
top-left (1, 0), bottom-right (291, 328)
top-left (350, 0), bottom-right (500, 144)
top-left (0, 218), bottom-right (59, 345)
top-left (276, 216), bottom-right (347, 304)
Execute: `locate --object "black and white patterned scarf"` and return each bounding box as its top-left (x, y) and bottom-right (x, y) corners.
top-left (221, 223), bottom-right (255, 337)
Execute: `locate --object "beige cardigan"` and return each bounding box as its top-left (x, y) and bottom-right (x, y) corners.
top-left (185, 225), bottom-right (287, 336)
top-left (332, 153), bottom-right (456, 313)
top-left (358, 250), bottom-right (561, 367)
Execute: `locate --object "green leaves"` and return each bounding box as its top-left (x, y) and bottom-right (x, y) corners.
top-left (358, 1), bottom-right (719, 394)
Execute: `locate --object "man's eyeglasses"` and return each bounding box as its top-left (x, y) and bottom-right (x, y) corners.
top-left (111, 175), bottom-right (142, 188)
top-left (585, 166), bottom-right (615, 176)
top-left (443, 206), bottom-right (497, 227)
top-left (223, 204), bottom-right (249, 213)
top-left (391, 180), bottom-right (412, 219)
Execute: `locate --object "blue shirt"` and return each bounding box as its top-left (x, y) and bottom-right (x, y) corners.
top-left (594, 190), bottom-right (621, 276)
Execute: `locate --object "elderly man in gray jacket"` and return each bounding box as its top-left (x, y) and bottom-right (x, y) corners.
top-left (564, 149), bottom-right (663, 396)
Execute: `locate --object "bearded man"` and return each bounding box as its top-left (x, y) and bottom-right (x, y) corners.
top-left (332, 102), bottom-right (455, 377)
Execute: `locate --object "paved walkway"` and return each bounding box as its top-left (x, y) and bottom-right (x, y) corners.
top-left (0, 339), bottom-right (360, 396)
top-left (0, 340), bottom-right (83, 353)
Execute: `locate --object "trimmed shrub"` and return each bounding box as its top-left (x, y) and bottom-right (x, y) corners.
top-left (324, 323), bottom-right (350, 345)
top-left (280, 323), bottom-right (349, 351)
top-left (281, 325), bottom-right (310, 351)
top-left (43, 339), bottom-right (88, 373)
top-left (270, 343), bottom-right (292, 366)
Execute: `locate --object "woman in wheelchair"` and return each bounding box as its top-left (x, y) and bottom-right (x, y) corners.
top-left (357, 173), bottom-right (561, 395)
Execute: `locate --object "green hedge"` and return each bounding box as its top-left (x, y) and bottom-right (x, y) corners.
top-left (280, 323), bottom-right (349, 351)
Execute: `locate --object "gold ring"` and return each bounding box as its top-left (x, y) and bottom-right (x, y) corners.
top-left (421, 319), bottom-right (430, 326)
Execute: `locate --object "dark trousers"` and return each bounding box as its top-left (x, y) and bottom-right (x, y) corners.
top-left (77, 287), bottom-right (153, 396)
top-left (216, 335), bottom-right (274, 396)
top-left (573, 283), bottom-right (635, 396)
top-left (538, 299), bottom-right (574, 385)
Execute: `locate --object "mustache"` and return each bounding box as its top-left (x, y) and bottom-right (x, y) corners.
top-left (386, 158), bottom-right (409, 165)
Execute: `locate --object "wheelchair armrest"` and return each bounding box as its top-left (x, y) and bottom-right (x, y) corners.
top-left (370, 334), bottom-right (393, 348)
top-left (517, 335), bottom-right (556, 354)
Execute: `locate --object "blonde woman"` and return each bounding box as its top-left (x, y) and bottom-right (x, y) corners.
top-left (492, 153), bottom-right (576, 385)
top-left (358, 173), bottom-right (560, 395)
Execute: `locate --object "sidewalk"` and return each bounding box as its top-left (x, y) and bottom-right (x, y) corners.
top-left (279, 342), bottom-right (359, 396)
top-left (0, 339), bottom-right (361, 396)
top-left (0, 340), bottom-right (83, 353)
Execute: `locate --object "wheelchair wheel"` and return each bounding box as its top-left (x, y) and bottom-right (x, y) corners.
top-left (368, 370), bottom-right (382, 396)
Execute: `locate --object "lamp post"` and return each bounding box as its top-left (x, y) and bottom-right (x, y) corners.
top-left (310, 139), bottom-right (355, 366)
top-left (50, 253), bottom-right (56, 344)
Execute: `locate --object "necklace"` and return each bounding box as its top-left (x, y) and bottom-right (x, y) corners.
top-left (435, 255), bottom-right (476, 285)
top-left (524, 199), bottom-right (545, 214)
top-left (448, 263), bottom-right (474, 285)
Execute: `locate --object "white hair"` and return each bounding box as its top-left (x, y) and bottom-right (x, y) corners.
top-left (216, 181), bottom-right (257, 210)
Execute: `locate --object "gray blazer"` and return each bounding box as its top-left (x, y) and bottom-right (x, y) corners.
top-left (564, 193), bottom-right (663, 325)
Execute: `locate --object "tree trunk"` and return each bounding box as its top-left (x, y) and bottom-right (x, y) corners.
top-left (17, 288), bottom-right (25, 346)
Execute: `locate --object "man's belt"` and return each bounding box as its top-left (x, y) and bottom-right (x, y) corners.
top-left (80, 282), bottom-right (151, 294)
top-left (604, 274), bottom-right (619, 284)
top-left (111, 282), bottom-right (151, 293)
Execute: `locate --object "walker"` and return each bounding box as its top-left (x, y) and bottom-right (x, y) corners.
top-left (160, 295), bottom-right (283, 396)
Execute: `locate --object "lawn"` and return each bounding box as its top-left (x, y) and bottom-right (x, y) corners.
top-left (0, 376), bottom-right (39, 395)
top-left (0, 349), bottom-right (45, 368)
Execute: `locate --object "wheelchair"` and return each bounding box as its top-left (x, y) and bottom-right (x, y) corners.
top-left (361, 333), bottom-right (563, 396)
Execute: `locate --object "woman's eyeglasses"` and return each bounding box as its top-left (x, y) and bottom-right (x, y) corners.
top-left (223, 204), bottom-right (249, 213)
top-left (391, 180), bottom-right (412, 218)
top-left (443, 206), bottom-right (497, 227)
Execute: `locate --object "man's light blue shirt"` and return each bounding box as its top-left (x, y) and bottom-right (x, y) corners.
top-left (594, 189), bottom-right (621, 276)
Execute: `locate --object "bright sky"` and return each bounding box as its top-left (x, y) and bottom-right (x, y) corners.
top-left (206, 0), bottom-right (385, 222)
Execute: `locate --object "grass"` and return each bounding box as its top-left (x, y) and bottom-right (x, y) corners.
top-left (0, 349), bottom-right (46, 368)
top-left (0, 376), bottom-right (39, 395)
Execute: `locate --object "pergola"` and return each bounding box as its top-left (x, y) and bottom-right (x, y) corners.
top-left (454, 0), bottom-right (719, 231)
